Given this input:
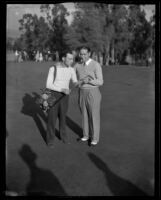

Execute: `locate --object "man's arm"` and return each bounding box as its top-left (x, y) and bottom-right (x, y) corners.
top-left (46, 67), bottom-right (63, 92)
top-left (71, 66), bottom-right (83, 88)
top-left (46, 67), bottom-right (58, 90)
top-left (71, 67), bottom-right (78, 84)
top-left (87, 63), bottom-right (103, 86)
top-left (73, 65), bottom-right (95, 88)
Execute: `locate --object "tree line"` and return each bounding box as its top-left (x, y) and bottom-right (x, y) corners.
top-left (8, 3), bottom-right (155, 65)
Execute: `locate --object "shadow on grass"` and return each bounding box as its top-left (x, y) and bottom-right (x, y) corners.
top-left (21, 92), bottom-right (60, 143)
top-left (66, 116), bottom-right (83, 138)
top-left (19, 144), bottom-right (67, 196)
top-left (87, 152), bottom-right (148, 196)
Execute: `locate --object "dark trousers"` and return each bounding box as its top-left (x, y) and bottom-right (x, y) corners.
top-left (46, 91), bottom-right (69, 145)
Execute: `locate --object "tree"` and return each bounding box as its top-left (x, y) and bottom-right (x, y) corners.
top-left (64, 3), bottom-right (131, 65)
top-left (18, 13), bottom-right (50, 58)
top-left (16, 4), bottom-right (70, 60)
top-left (149, 12), bottom-right (155, 61)
top-left (127, 5), bottom-right (154, 64)
top-left (64, 3), bottom-right (114, 65)
top-left (110, 5), bottom-right (130, 64)
top-left (40, 4), bottom-right (69, 55)
top-left (7, 37), bottom-right (15, 51)
top-left (13, 37), bottom-right (24, 51)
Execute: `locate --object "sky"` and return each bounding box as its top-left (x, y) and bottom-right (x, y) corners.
top-left (7, 3), bottom-right (75, 31)
top-left (7, 3), bottom-right (155, 37)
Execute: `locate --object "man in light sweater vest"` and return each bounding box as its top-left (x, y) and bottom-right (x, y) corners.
top-left (46, 51), bottom-right (78, 147)
top-left (75, 46), bottom-right (104, 146)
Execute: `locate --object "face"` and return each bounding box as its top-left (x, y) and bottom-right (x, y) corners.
top-left (80, 49), bottom-right (90, 63)
top-left (64, 53), bottom-right (74, 66)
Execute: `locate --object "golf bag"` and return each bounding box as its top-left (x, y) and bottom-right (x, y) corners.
top-left (36, 65), bottom-right (58, 112)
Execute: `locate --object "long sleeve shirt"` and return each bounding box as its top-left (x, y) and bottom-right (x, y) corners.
top-left (46, 64), bottom-right (78, 93)
top-left (74, 59), bottom-right (103, 89)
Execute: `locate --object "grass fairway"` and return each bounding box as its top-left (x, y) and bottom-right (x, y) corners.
top-left (6, 61), bottom-right (155, 196)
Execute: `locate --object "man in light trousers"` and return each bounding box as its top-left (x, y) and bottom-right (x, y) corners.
top-left (74, 46), bottom-right (103, 146)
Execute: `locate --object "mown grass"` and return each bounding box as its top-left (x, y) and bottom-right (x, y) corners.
top-left (6, 61), bottom-right (155, 196)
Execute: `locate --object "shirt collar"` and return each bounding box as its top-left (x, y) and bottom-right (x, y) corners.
top-left (85, 58), bottom-right (92, 66)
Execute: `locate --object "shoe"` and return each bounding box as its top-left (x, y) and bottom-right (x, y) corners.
top-left (90, 141), bottom-right (98, 146)
top-left (81, 136), bottom-right (89, 141)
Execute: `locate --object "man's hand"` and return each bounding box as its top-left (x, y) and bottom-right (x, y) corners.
top-left (82, 77), bottom-right (89, 84)
top-left (82, 76), bottom-right (93, 84)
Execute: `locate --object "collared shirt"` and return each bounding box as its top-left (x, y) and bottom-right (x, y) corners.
top-left (46, 63), bottom-right (78, 92)
top-left (74, 59), bottom-right (103, 89)
top-left (85, 58), bottom-right (92, 66)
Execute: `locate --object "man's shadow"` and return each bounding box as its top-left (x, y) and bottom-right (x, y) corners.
top-left (19, 144), bottom-right (67, 196)
top-left (87, 152), bottom-right (148, 196)
top-left (21, 92), bottom-right (60, 143)
top-left (66, 116), bottom-right (83, 138)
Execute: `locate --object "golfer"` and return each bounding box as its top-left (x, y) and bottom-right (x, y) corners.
top-left (75, 46), bottom-right (104, 146)
top-left (46, 51), bottom-right (78, 147)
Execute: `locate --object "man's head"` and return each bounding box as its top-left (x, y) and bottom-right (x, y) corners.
top-left (61, 51), bottom-right (74, 67)
top-left (79, 46), bottom-right (91, 63)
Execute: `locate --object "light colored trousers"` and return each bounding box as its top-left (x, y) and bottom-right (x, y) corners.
top-left (79, 87), bottom-right (102, 142)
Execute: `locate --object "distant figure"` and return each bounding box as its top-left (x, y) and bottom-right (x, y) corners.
top-left (15, 50), bottom-right (19, 62)
top-left (111, 57), bottom-right (115, 65)
top-left (23, 50), bottom-right (28, 61)
top-left (45, 52), bottom-right (48, 61)
top-left (99, 52), bottom-right (103, 66)
top-left (35, 51), bottom-right (40, 62)
top-left (125, 55), bottom-right (131, 65)
top-left (92, 51), bottom-right (98, 62)
top-left (18, 51), bottom-right (23, 62)
top-left (115, 58), bottom-right (119, 65)
top-left (39, 52), bottom-right (43, 62)
top-left (148, 57), bottom-right (152, 66)
top-left (47, 50), bottom-right (51, 61)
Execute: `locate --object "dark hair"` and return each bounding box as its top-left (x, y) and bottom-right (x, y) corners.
top-left (79, 46), bottom-right (91, 53)
top-left (60, 51), bottom-right (73, 60)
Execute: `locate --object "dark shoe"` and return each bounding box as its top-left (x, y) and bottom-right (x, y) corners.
top-left (77, 138), bottom-right (82, 142)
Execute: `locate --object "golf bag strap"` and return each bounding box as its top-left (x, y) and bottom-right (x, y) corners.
top-left (51, 65), bottom-right (57, 84)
